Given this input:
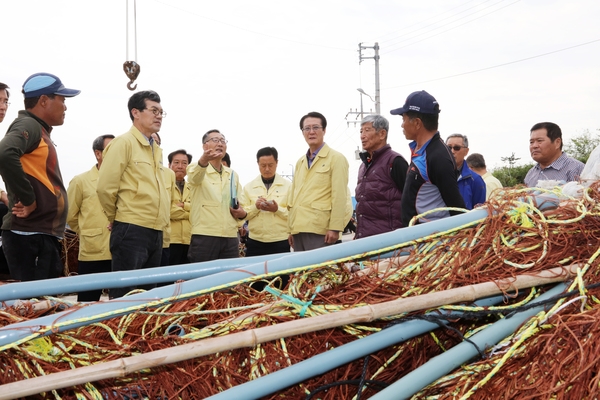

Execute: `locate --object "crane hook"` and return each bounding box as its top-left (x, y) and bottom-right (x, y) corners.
top-left (123, 61), bottom-right (141, 91)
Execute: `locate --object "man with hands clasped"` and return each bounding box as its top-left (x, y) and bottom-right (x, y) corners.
top-left (241, 147), bottom-right (291, 257)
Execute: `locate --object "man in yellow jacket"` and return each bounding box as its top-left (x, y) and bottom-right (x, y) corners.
top-left (96, 90), bottom-right (170, 298)
top-left (67, 134), bottom-right (113, 301)
top-left (288, 112), bottom-right (351, 251)
top-left (151, 132), bottom-right (179, 268)
top-left (168, 149), bottom-right (193, 265)
top-left (241, 147), bottom-right (291, 257)
top-left (187, 130), bottom-right (247, 262)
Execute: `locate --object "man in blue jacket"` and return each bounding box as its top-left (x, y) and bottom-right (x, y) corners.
top-left (445, 134), bottom-right (486, 209)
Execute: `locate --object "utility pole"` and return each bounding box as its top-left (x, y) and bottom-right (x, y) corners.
top-left (358, 42), bottom-right (380, 115)
top-left (345, 42), bottom-right (380, 126)
top-left (344, 42), bottom-right (381, 159)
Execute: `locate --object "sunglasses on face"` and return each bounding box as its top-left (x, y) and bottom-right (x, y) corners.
top-left (447, 145), bottom-right (465, 151)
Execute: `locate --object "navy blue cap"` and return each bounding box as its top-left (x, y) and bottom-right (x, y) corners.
top-left (390, 90), bottom-right (440, 115)
top-left (22, 72), bottom-right (81, 99)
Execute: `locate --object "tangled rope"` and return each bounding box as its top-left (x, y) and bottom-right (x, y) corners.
top-left (2, 184), bottom-right (600, 399)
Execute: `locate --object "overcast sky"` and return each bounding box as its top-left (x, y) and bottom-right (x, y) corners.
top-left (2, 0), bottom-right (599, 193)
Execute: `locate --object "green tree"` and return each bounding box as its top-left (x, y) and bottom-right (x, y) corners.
top-left (563, 129), bottom-right (600, 163)
top-left (492, 162), bottom-right (533, 187)
top-left (490, 153), bottom-right (532, 187)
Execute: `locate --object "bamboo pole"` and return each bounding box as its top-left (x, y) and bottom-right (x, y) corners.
top-left (0, 264), bottom-right (579, 400)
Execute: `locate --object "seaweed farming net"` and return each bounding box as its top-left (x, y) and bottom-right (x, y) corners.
top-left (2, 185), bottom-right (600, 399)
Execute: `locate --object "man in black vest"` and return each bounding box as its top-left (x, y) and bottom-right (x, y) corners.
top-left (355, 115), bottom-right (408, 239)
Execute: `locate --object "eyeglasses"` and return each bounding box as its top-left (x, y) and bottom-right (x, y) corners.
top-left (447, 145), bottom-right (466, 152)
top-left (0, 101), bottom-right (9, 107)
top-left (204, 138), bottom-right (228, 144)
top-left (302, 125), bottom-right (322, 133)
top-left (144, 107), bottom-right (167, 118)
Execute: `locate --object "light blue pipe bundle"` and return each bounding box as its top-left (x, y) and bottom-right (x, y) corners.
top-left (0, 254), bottom-right (276, 302)
top-left (370, 283), bottom-right (567, 400)
top-left (0, 209), bottom-right (489, 348)
top-left (0, 191), bottom-right (560, 303)
top-left (206, 294), bottom-right (506, 400)
top-left (1, 191), bottom-right (561, 304)
top-left (0, 208), bottom-right (488, 302)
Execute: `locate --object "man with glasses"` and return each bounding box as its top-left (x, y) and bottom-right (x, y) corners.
top-left (187, 129), bottom-right (246, 262)
top-left (0, 72), bottom-right (80, 281)
top-left (96, 90), bottom-right (170, 298)
top-left (390, 90), bottom-right (465, 226)
top-left (67, 134), bottom-right (114, 301)
top-left (288, 111), bottom-right (351, 251)
top-left (445, 134), bottom-right (485, 209)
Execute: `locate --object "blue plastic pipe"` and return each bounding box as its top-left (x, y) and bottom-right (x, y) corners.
top-left (0, 191), bottom-right (560, 303)
top-left (206, 294), bottom-right (506, 400)
top-left (0, 254), bottom-right (276, 302)
top-left (0, 209), bottom-right (489, 347)
top-left (0, 209), bottom-right (489, 302)
top-left (370, 283), bottom-right (567, 400)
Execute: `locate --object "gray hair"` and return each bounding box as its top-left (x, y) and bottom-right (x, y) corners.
top-left (446, 133), bottom-right (469, 148)
top-left (202, 129), bottom-right (225, 144)
top-left (361, 114), bottom-right (389, 132)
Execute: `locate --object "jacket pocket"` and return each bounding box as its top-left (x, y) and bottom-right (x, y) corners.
top-left (80, 228), bottom-right (106, 254)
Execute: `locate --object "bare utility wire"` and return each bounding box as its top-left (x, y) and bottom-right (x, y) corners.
top-left (382, 0), bottom-right (519, 54)
top-left (377, 0), bottom-right (496, 46)
top-left (384, 38), bottom-right (600, 90)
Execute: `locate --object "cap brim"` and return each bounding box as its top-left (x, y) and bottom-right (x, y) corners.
top-left (54, 88), bottom-right (81, 97)
top-left (390, 107), bottom-right (407, 115)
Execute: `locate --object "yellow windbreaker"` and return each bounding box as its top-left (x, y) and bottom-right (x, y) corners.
top-left (187, 163), bottom-right (243, 238)
top-left (170, 179), bottom-right (192, 245)
top-left (288, 144), bottom-right (350, 235)
top-left (161, 168), bottom-right (178, 248)
top-left (96, 126), bottom-right (170, 231)
top-left (66, 165), bottom-right (111, 261)
top-left (241, 173), bottom-right (291, 243)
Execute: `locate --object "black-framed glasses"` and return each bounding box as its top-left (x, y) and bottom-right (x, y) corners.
top-left (447, 145), bottom-right (465, 152)
top-left (204, 137), bottom-right (228, 144)
top-left (144, 107), bottom-right (167, 118)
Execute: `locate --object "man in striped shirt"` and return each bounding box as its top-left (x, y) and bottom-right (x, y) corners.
top-left (524, 122), bottom-right (584, 187)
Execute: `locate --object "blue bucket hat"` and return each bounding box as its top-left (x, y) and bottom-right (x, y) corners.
top-left (22, 72), bottom-right (81, 99)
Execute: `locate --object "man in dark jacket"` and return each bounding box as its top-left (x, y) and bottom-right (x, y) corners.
top-left (355, 115), bottom-right (408, 238)
top-left (445, 133), bottom-right (486, 209)
top-left (0, 72), bottom-right (80, 281)
top-left (390, 90), bottom-right (466, 226)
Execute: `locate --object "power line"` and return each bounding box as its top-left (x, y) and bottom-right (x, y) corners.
top-left (152, 0), bottom-right (353, 52)
top-left (382, 0), bottom-right (520, 54)
top-left (378, 0), bottom-right (498, 47)
top-left (383, 38), bottom-right (600, 90)
top-left (371, 0), bottom-right (484, 42)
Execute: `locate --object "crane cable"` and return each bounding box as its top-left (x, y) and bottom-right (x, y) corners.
top-left (123, 0), bottom-right (141, 90)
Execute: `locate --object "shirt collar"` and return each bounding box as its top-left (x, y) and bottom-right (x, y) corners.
top-left (536, 152), bottom-right (568, 171)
